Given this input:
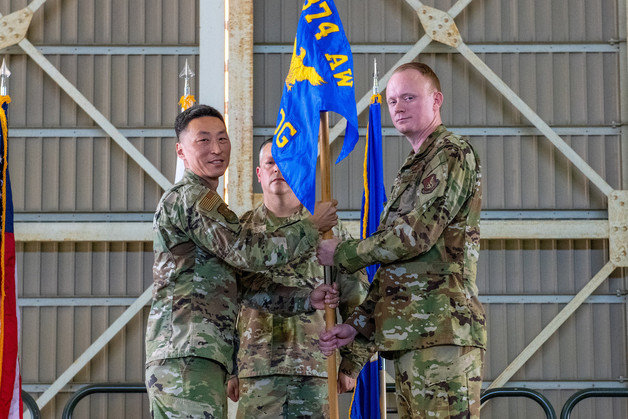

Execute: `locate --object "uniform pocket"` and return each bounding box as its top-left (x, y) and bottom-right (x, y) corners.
top-left (423, 347), bottom-right (477, 385)
top-left (423, 347), bottom-right (481, 418)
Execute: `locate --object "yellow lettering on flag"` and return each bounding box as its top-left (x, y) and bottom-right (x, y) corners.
top-left (274, 108), bottom-right (286, 135)
top-left (325, 54), bottom-right (348, 71)
top-left (277, 122), bottom-right (297, 147)
top-left (334, 68), bottom-right (353, 86)
top-left (302, 0), bottom-right (320, 11)
top-left (315, 22), bottom-right (339, 40)
top-left (305, 1), bottom-right (331, 22)
top-left (275, 109), bottom-right (297, 148)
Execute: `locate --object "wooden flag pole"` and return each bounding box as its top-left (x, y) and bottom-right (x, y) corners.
top-left (380, 358), bottom-right (387, 417)
top-left (319, 111), bottom-right (339, 419)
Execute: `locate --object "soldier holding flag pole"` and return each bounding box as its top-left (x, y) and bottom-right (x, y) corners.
top-left (318, 62), bottom-right (487, 418)
top-left (227, 138), bottom-right (370, 418)
top-left (144, 56), bottom-right (342, 415)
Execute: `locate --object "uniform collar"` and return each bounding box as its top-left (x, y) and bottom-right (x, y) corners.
top-left (402, 124), bottom-right (448, 168)
top-left (182, 169), bottom-right (215, 190)
top-left (259, 203), bottom-right (307, 228)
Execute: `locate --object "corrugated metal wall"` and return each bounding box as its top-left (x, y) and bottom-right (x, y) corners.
top-left (11, 0), bottom-right (196, 416)
top-left (9, 0), bottom-right (627, 417)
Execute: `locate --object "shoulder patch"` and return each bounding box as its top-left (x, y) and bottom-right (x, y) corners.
top-left (421, 173), bottom-right (440, 194)
top-left (198, 190), bottom-right (221, 212)
top-left (218, 203), bottom-right (239, 224)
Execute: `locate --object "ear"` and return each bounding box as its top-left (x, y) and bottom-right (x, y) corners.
top-left (176, 142), bottom-right (185, 160)
top-left (433, 91), bottom-right (443, 111)
top-left (256, 166), bottom-right (262, 183)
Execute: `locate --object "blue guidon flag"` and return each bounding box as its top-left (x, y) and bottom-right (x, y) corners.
top-left (350, 91), bottom-right (387, 419)
top-left (272, 0), bottom-right (359, 212)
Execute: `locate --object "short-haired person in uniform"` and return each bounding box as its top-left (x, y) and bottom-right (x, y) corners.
top-left (318, 63), bottom-right (487, 418)
top-left (145, 105), bottom-right (340, 418)
top-left (226, 140), bottom-right (371, 418)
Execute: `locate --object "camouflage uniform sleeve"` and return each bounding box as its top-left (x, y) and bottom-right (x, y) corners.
top-left (335, 222), bottom-right (376, 376)
top-left (187, 191), bottom-right (319, 272)
top-left (339, 333), bottom-right (373, 377)
top-left (238, 271), bottom-right (313, 316)
top-left (334, 148), bottom-right (477, 273)
top-left (343, 275), bottom-right (381, 340)
top-left (339, 335), bottom-right (375, 379)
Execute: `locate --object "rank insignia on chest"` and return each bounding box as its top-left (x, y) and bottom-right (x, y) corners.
top-left (421, 173), bottom-right (440, 194)
top-left (218, 203), bottom-right (239, 224)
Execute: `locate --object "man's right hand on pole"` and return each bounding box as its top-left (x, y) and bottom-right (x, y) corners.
top-left (317, 238), bottom-right (340, 266)
top-left (309, 283), bottom-right (339, 310)
top-left (309, 199), bottom-right (338, 232)
top-left (319, 324), bottom-right (359, 356)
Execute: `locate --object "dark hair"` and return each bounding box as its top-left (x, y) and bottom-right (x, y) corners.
top-left (392, 62), bottom-right (441, 93)
top-left (174, 104), bottom-right (225, 141)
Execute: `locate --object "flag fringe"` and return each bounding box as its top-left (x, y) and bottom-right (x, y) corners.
top-left (178, 94), bottom-right (195, 111)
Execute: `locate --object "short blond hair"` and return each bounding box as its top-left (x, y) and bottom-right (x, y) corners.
top-left (392, 62), bottom-right (441, 93)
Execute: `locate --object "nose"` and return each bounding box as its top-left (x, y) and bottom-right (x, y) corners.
top-left (209, 139), bottom-right (222, 154)
top-left (392, 101), bottom-right (404, 113)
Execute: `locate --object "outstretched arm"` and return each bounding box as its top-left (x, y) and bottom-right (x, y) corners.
top-left (325, 150), bottom-right (477, 274)
top-left (239, 272), bottom-right (339, 316)
top-left (177, 193), bottom-right (338, 273)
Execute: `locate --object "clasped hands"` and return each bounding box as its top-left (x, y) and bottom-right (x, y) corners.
top-left (313, 218), bottom-right (357, 358)
top-left (311, 237), bottom-right (358, 354)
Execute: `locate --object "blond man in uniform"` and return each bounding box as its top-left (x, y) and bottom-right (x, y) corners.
top-left (319, 63), bottom-right (487, 418)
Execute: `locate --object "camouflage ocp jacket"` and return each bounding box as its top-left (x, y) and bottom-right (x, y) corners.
top-left (145, 170), bottom-right (320, 374)
top-left (237, 204), bottom-right (372, 379)
top-left (335, 125), bottom-right (487, 356)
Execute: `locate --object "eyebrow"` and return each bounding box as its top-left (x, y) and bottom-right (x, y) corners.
top-left (387, 91), bottom-right (413, 98)
top-left (196, 130), bottom-right (228, 136)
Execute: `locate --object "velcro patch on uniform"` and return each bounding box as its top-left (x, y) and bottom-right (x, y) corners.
top-left (218, 203), bottom-right (239, 224)
top-left (198, 190), bottom-right (221, 212)
top-left (421, 173), bottom-right (440, 194)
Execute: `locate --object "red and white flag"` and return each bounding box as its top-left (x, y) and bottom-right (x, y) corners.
top-left (0, 94), bottom-right (22, 418)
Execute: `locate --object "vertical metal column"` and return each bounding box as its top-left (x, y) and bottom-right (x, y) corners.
top-left (200, 0), bottom-right (226, 198)
top-left (226, 0), bottom-right (254, 215)
top-left (618, 0), bottom-right (628, 384)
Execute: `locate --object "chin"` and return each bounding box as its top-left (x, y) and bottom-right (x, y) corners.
top-left (208, 169), bottom-right (227, 178)
top-left (270, 185), bottom-right (289, 194)
top-left (393, 123), bottom-right (409, 133)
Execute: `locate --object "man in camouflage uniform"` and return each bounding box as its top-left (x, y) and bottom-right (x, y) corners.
top-left (226, 140), bottom-right (372, 418)
top-left (145, 105), bottom-right (339, 419)
top-left (319, 62), bottom-right (487, 418)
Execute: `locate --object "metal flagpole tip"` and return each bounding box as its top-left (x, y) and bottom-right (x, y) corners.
top-left (0, 58), bottom-right (10, 78)
top-left (0, 57), bottom-right (10, 96)
top-left (178, 58), bottom-right (196, 112)
top-left (372, 58), bottom-right (379, 95)
top-left (179, 58), bottom-right (195, 79)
